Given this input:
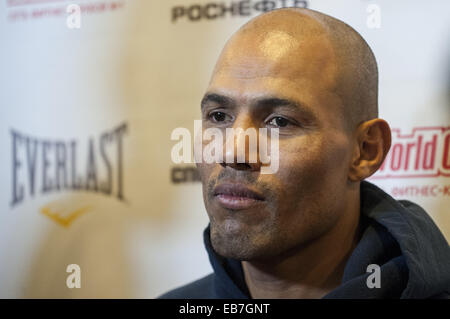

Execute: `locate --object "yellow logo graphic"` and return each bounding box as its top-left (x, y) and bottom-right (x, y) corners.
top-left (40, 203), bottom-right (91, 227)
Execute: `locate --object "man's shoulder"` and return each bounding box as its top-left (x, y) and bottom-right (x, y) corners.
top-left (429, 291), bottom-right (450, 299)
top-left (157, 273), bottom-right (216, 299)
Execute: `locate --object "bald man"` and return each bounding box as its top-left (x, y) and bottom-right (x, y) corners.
top-left (160, 8), bottom-right (450, 299)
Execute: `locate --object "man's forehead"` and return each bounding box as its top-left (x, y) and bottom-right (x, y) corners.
top-left (205, 78), bottom-right (310, 107)
top-left (205, 39), bottom-right (344, 128)
top-left (210, 30), bottom-right (338, 93)
top-left (203, 8), bottom-right (378, 132)
top-left (223, 30), bottom-right (302, 63)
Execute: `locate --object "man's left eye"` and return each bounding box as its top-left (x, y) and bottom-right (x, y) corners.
top-left (267, 117), bottom-right (290, 127)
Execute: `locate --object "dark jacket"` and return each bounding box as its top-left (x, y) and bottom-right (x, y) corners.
top-left (159, 181), bottom-right (450, 299)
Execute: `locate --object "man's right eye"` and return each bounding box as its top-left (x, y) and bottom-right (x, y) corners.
top-left (209, 111), bottom-right (228, 122)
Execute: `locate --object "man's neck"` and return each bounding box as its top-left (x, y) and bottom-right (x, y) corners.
top-left (242, 194), bottom-right (362, 299)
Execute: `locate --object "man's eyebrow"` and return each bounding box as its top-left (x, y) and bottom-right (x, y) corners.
top-left (255, 97), bottom-right (301, 109)
top-left (201, 93), bottom-right (233, 110)
top-left (201, 94), bottom-right (315, 119)
top-left (255, 97), bottom-right (315, 117)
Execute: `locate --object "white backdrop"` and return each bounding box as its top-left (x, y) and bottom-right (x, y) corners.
top-left (0, 0), bottom-right (449, 298)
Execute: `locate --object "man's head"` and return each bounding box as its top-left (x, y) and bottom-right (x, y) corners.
top-left (197, 8), bottom-right (391, 261)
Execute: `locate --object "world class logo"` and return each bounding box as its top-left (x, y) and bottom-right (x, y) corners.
top-left (372, 126), bottom-right (450, 179)
top-left (10, 122), bottom-right (128, 207)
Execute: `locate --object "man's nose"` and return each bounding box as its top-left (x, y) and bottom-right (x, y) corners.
top-left (221, 116), bottom-right (261, 171)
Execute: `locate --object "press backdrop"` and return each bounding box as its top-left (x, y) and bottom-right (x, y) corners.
top-left (0, 0), bottom-right (449, 298)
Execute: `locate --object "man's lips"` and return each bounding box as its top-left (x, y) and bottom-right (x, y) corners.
top-left (213, 183), bottom-right (265, 210)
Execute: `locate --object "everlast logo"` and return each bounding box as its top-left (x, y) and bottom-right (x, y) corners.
top-left (10, 122), bottom-right (128, 207)
top-left (171, 0), bottom-right (308, 23)
top-left (371, 127), bottom-right (450, 179)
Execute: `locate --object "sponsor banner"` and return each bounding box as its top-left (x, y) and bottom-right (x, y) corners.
top-left (373, 127), bottom-right (450, 179)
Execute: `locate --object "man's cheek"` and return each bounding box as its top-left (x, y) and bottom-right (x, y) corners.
top-left (277, 149), bottom-right (327, 196)
top-left (278, 144), bottom-right (322, 174)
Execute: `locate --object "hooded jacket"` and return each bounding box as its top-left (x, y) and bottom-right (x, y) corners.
top-left (159, 181), bottom-right (450, 299)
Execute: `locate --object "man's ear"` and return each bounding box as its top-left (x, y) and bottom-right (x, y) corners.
top-left (348, 119), bottom-right (391, 181)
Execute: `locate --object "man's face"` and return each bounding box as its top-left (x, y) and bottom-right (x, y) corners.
top-left (197, 29), bottom-right (354, 261)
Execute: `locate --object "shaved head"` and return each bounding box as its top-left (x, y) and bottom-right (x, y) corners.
top-left (198, 7), bottom-right (390, 269)
top-left (211, 8), bottom-right (378, 132)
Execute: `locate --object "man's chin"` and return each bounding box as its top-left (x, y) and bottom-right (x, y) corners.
top-left (211, 242), bottom-right (255, 261)
top-left (210, 226), bottom-right (270, 261)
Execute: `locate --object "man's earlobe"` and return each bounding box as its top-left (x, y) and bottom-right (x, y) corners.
top-left (348, 119), bottom-right (391, 181)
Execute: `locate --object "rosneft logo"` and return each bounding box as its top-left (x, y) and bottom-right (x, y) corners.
top-left (371, 127), bottom-right (450, 179)
top-left (171, 0), bottom-right (308, 23)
